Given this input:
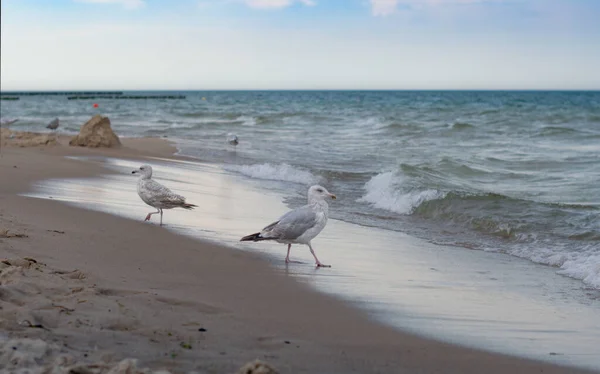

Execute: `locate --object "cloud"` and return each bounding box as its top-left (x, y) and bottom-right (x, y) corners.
top-left (370, 0), bottom-right (502, 16)
top-left (370, 0), bottom-right (399, 16)
top-left (74, 0), bottom-right (145, 10)
top-left (241, 0), bottom-right (315, 9)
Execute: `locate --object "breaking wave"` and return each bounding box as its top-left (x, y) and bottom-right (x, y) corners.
top-left (358, 171), bottom-right (600, 289)
top-left (357, 171), bottom-right (443, 214)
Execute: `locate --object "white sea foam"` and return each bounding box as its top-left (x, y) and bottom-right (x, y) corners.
top-left (358, 171), bottom-right (443, 214)
top-left (225, 163), bottom-right (321, 185)
top-left (558, 249), bottom-right (600, 289)
top-left (236, 115), bottom-right (257, 126)
top-left (168, 122), bottom-right (195, 129)
top-left (492, 243), bottom-right (600, 289)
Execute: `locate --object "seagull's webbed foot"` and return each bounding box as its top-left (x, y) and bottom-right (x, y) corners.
top-left (144, 213), bottom-right (152, 221)
top-left (316, 262), bottom-right (331, 268)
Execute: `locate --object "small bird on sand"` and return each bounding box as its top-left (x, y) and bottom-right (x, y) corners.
top-left (240, 185), bottom-right (336, 267)
top-left (46, 118), bottom-right (59, 130)
top-left (132, 164), bottom-right (196, 226)
top-left (227, 133), bottom-right (239, 146)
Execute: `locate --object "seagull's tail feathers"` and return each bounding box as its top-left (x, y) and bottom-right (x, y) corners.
top-left (240, 232), bottom-right (270, 242)
top-left (181, 202), bottom-right (197, 210)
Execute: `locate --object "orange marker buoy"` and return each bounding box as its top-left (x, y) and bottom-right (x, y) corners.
top-left (93, 103), bottom-right (99, 108)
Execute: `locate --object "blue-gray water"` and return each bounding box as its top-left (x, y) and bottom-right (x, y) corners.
top-left (2, 90), bottom-right (599, 289)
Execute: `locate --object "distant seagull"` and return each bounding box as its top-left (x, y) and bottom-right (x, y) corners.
top-left (240, 185), bottom-right (336, 267)
top-left (227, 133), bottom-right (239, 146)
top-left (0, 118), bottom-right (19, 126)
top-left (46, 118), bottom-right (59, 130)
top-left (132, 164), bottom-right (197, 226)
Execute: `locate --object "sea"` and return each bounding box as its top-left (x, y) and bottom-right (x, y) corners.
top-left (2, 90), bottom-right (599, 289)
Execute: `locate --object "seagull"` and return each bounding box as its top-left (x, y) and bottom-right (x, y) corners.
top-left (0, 118), bottom-right (19, 126)
top-left (240, 185), bottom-right (336, 267)
top-left (132, 164), bottom-right (197, 226)
top-left (227, 133), bottom-right (239, 146)
top-left (46, 118), bottom-right (59, 130)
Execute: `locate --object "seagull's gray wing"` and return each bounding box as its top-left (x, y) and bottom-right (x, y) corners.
top-left (142, 179), bottom-right (186, 207)
top-left (46, 118), bottom-right (59, 129)
top-left (261, 205), bottom-right (317, 241)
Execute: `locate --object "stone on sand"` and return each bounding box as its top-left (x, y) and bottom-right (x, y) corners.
top-left (69, 115), bottom-right (121, 148)
top-left (236, 359), bottom-right (279, 374)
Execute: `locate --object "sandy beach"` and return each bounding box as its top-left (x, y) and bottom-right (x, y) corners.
top-left (0, 134), bottom-right (596, 374)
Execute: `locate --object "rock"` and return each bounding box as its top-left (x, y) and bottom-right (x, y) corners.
top-left (236, 360), bottom-right (279, 374)
top-left (69, 115), bottom-right (121, 148)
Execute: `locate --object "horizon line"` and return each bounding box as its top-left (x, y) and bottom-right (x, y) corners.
top-left (2, 89), bottom-right (600, 93)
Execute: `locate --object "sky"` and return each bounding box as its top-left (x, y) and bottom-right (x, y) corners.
top-left (1, 0), bottom-right (599, 90)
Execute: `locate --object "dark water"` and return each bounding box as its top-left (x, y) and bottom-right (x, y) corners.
top-left (2, 90), bottom-right (599, 288)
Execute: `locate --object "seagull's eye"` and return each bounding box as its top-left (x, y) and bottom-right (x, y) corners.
top-left (316, 188), bottom-right (323, 193)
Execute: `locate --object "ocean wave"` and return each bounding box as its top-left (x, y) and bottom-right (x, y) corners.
top-left (357, 172), bottom-right (443, 214)
top-left (556, 248), bottom-right (600, 289)
top-left (448, 121), bottom-right (475, 130)
top-left (319, 169), bottom-right (373, 182)
top-left (224, 163), bottom-right (322, 185)
top-left (493, 243), bottom-right (600, 289)
top-left (373, 183), bottom-right (600, 288)
top-left (252, 113), bottom-right (306, 125)
top-left (237, 115), bottom-right (256, 126)
top-left (179, 112), bottom-right (255, 126)
top-left (537, 126), bottom-right (579, 136)
top-left (181, 112), bottom-right (211, 118)
top-left (377, 122), bottom-right (424, 132)
top-left (358, 171), bottom-right (600, 289)
top-left (359, 171), bottom-right (599, 240)
top-left (412, 192), bottom-right (598, 237)
top-left (168, 122), bottom-right (197, 129)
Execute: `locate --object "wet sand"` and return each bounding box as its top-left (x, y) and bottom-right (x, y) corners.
top-left (0, 136), bottom-right (596, 373)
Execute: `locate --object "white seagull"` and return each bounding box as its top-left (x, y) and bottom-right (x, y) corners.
top-left (227, 133), bottom-right (239, 146)
top-left (46, 118), bottom-right (59, 130)
top-left (240, 185), bottom-right (336, 267)
top-left (132, 164), bottom-right (196, 226)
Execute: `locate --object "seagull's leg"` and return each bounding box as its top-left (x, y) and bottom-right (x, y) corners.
top-left (284, 244), bottom-right (302, 264)
top-left (308, 243), bottom-right (331, 268)
top-left (145, 209), bottom-right (160, 222)
top-left (160, 209), bottom-right (163, 226)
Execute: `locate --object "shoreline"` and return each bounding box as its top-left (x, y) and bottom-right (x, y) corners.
top-left (0, 137), bottom-right (597, 373)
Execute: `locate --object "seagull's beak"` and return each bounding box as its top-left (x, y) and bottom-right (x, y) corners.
top-left (329, 193), bottom-right (337, 200)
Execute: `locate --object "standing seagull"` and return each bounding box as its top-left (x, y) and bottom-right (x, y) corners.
top-left (46, 118), bottom-right (59, 130)
top-left (227, 133), bottom-right (239, 146)
top-left (132, 164), bottom-right (196, 226)
top-left (240, 185), bottom-right (336, 267)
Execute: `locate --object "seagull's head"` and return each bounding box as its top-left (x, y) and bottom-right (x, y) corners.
top-left (308, 185), bottom-right (336, 203)
top-left (132, 164), bottom-right (153, 179)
